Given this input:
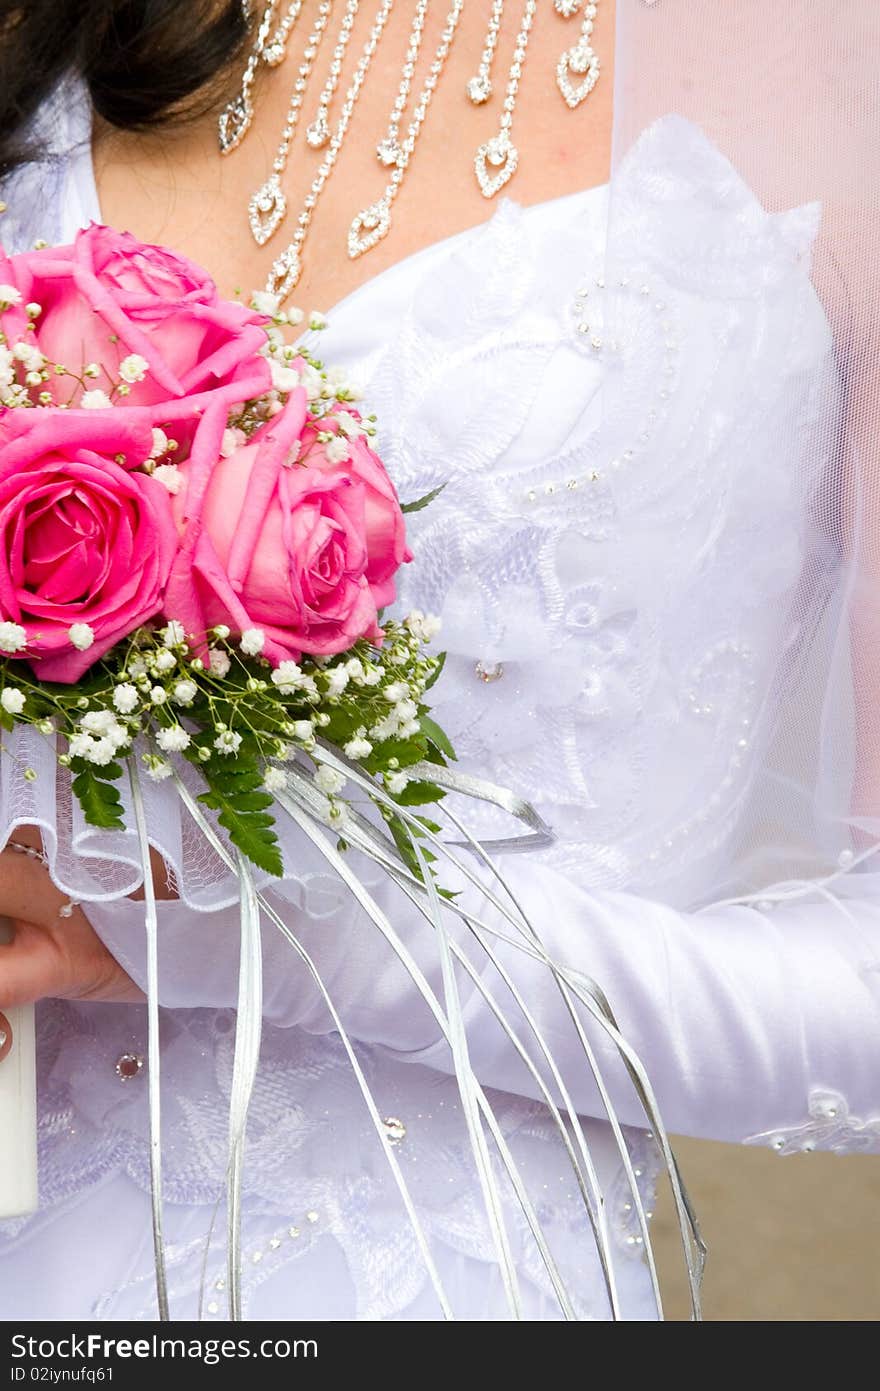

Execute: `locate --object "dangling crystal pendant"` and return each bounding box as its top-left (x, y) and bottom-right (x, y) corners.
top-left (218, 95), bottom-right (253, 155)
top-left (263, 41), bottom-right (287, 66)
top-left (248, 174), bottom-right (287, 246)
top-left (554, 0), bottom-right (581, 16)
top-left (474, 135), bottom-right (519, 197)
top-left (376, 136), bottom-right (402, 168)
top-left (305, 114), bottom-right (331, 149)
top-left (268, 245), bottom-right (302, 301)
top-left (466, 74), bottom-right (492, 105)
top-left (557, 43), bottom-right (600, 108)
top-left (348, 200), bottom-right (392, 259)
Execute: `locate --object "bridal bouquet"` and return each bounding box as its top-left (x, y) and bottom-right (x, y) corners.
top-left (0, 223), bottom-right (701, 1321)
top-left (0, 225), bottom-right (450, 879)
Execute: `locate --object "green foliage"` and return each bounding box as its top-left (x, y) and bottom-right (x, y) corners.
top-left (401, 483), bottom-right (447, 515)
top-left (70, 761), bottom-right (126, 830)
top-left (194, 747), bottom-right (284, 878)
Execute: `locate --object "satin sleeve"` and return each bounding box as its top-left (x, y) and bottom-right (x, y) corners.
top-left (84, 854), bottom-right (880, 1149)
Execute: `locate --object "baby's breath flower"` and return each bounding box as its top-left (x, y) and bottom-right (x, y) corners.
top-left (83, 363), bottom-right (101, 379)
top-left (384, 682), bottom-right (408, 703)
top-left (220, 427), bottom-right (246, 458)
top-left (113, 683), bottom-right (140, 715)
top-left (404, 610), bottom-right (442, 643)
top-left (12, 341), bottom-right (44, 371)
top-left (308, 310), bottom-right (327, 331)
top-left (156, 726), bottom-right (191, 753)
top-left (150, 428), bottom-right (169, 459)
top-left (214, 729), bottom-right (243, 756)
top-left (292, 720), bottom-right (314, 742)
top-left (240, 628), bottom-right (265, 657)
top-left (81, 389), bottom-right (112, 409)
top-left (324, 435), bottom-right (350, 465)
top-left (153, 464), bottom-right (182, 495)
top-left (68, 623), bottom-right (95, 651)
top-left (36, 718), bottom-right (54, 735)
top-left (345, 657), bottom-right (365, 682)
top-left (149, 686), bottom-right (167, 705)
top-left (145, 756), bottom-right (173, 782)
top-left (264, 766), bottom-right (288, 792)
top-left (26, 302), bottom-right (41, 319)
top-left (0, 621), bottom-right (27, 654)
top-left (269, 359), bottom-right (300, 393)
top-left (271, 660), bottom-right (302, 693)
top-left (209, 648), bottom-right (231, 678)
top-left (119, 353), bottom-right (149, 383)
top-left (172, 679), bottom-right (198, 706)
top-left (0, 285), bottom-right (22, 308)
top-left (153, 649), bottom-right (177, 674)
top-left (162, 620), bottom-right (186, 649)
top-left (1, 687), bottom-right (25, 715)
top-left (386, 770), bottom-right (409, 795)
top-left (325, 666), bottom-right (349, 695)
top-left (343, 732), bottom-right (372, 760)
top-left (315, 764), bottom-right (345, 796)
top-left (82, 735), bottom-right (118, 767)
top-left (250, 290), bottom-right (281, 316)
top-left (212, 624), bottom-right (231, 641)
top-left (334, 409), bottom-right (367, 440)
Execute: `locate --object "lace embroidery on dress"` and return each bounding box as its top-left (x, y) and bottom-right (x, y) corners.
top-left (744, 1090), bottom-right (880, 1156)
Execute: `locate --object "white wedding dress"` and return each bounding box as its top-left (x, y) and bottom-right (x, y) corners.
top-left (0, 74), bottom-right (879, 1322)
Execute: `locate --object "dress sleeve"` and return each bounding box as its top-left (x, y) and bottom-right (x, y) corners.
top-left (84, 851), bottom-right (880, 1150)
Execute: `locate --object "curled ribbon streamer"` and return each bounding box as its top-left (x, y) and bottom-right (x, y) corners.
top-left (274, 767), bottom-right (617, 1313)
top-left (157, 755), bottom-right (705, 1321)
top-left (227, 854), bottom-right (263, 1321)
top-left (306, 744), bottom-right (704, 1318)
top-left (127, 761), bottom-right (170, 1321)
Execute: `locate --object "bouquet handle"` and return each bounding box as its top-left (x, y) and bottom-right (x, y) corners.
top-left (0, 916), bottom-right (38, 1219)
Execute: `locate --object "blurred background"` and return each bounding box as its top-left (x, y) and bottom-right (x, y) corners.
top-left (653, 1138), bottom-right (880, 1320)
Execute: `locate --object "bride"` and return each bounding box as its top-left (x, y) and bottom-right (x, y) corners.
top-left (0, 0), bottom-right (878, 1321)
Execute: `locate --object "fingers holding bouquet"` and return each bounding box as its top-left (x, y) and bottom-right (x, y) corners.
top-left (0, 840), bottom-right (142, 1008)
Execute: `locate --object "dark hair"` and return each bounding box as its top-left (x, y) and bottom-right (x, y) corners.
top-left (0, 1), bottom-right (249, 177)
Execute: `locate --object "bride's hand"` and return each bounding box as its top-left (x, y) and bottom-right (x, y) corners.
top-left (0, 834), bottom-right (144, 1013)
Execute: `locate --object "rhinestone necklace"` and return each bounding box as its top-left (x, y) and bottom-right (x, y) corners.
top-left (304, 0), bottom-right (363, 149)
top-left (266, 0), bottom-right (397, 301)
top-left (248, 0), bottom-right (331, 246)
top-left (348, 0), bottom-right (466, 263)
top-left (224, 1), bottom-right (603, 304)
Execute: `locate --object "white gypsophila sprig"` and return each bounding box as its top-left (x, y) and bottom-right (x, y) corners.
top-left (0, 622), bottom-right (27, 654)
top-left (1, 687), bottom-right (25, 715)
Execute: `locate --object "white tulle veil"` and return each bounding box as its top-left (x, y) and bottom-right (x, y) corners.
top-left (605, 0), bottom-right (879, 899)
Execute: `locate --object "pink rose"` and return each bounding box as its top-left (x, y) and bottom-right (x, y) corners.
top-left (165, 391), bottom-right (410, 663)
top-left (0, 224), bottom-right (271, 409)
top-left (300, 417), bottom-right (412, 608)
top-left (0, 411), bottom-right (177, 681)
